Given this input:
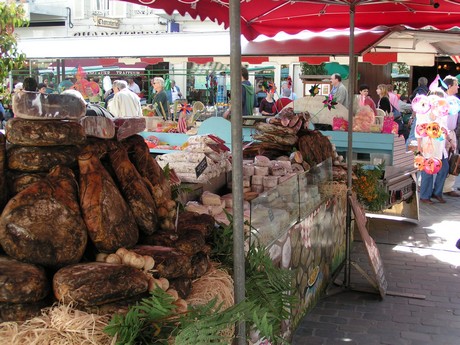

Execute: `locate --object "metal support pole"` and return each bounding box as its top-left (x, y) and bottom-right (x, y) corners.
top-left (344, 3), bottom-right (356, 288)
top-left (229, 0), bottom-right (246, 344)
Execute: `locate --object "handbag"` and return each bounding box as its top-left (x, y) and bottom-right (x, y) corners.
top-left (449, 152), bottom-right (460, 176)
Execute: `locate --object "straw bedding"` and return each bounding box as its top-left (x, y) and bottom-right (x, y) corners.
top-left (0, 303), bottom-right (115, 345)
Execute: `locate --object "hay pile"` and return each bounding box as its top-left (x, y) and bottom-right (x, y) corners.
top-left (186, 264), bottom-right (234, 310)
top-left (0, 304), bottom-right (115, 345)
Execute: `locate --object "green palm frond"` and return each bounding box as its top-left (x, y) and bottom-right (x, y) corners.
top-left (106, 213), bottom-right (298, 344)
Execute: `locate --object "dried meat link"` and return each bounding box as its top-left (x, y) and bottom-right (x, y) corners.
top-left (208, 134), bottom-right (225, 144)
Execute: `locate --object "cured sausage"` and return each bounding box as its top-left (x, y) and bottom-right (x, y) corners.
top-left (109, 146), bottom-right (158, 235)
top-left (78, 150), bottom-right (139, 252)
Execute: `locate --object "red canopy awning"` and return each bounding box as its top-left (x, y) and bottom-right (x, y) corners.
top-left (243, 28), bottom-right (391, 56)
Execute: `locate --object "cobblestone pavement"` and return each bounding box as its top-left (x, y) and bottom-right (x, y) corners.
top-left (292, 193), bottom-right (460, 345)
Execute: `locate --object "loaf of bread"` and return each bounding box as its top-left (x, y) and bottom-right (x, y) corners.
top-left (12, 91), bottom-right (86, 120)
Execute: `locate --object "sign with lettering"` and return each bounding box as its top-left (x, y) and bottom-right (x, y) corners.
top-left (195, 157), bottom-right (208, 178)
top-left (94, 16), bottom-right (120, 29)
top-left (349, 194), bottom-right (388, 298)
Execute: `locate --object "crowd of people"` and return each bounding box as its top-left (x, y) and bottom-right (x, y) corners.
top-left (0, 75), bottom-right (183, 124)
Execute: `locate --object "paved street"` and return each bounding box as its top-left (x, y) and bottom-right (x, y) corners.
top-left (292, 192), bottom-right (460, 345)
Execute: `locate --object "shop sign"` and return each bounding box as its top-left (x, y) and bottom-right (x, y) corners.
top-left (98, 70), bottom-right (144, 76)
top-left (94, 16), bottom-right (120, 29)
top-left (195, 157), bottom-right (208, 178)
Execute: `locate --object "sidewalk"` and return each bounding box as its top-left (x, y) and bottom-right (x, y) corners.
top-left (292, 193), bottom-right (460, 345)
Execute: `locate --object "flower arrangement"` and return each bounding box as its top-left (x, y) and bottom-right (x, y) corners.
top-left (353, 163), bottom-right (388, 212)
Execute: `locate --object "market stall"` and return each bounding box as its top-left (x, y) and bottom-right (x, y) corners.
top-left (0, 89), bottom-right (351, 343)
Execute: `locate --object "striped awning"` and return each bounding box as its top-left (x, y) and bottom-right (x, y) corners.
top-left (451, 56), bottom-right (460, 64)
top-left (189, 61), bottom-right (229, 75)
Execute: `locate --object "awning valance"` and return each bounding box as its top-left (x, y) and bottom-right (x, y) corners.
top-left (18, 27), bottom-right (460, 67)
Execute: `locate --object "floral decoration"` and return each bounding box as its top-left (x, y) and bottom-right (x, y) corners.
top-left (352, 163), bottom-right (388, 212)
top-left (322, 94), bottom-right (338, 110)
top-left (309, 84), bottom-right (320, 97)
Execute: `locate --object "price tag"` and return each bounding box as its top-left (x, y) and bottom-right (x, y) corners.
top-left (195, 157), bottom-right (208, 178)
top-left (268, 208), bottom-right (274, 222)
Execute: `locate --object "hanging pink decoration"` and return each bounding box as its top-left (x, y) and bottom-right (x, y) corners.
top-left (426, 122), bottom-right (442, 139)
top-left (415, 123), bottom-right (428, 137)
top-left (429, 75), bottom-right (441, 92)
top-left (428, 95), bottom-right (449, 118)
top-left (411, 95), bottom-right (431, 115)
top-left (423, 157), bottom-right (442, 175)
top-left (414, 155), bottom-right (425, 171)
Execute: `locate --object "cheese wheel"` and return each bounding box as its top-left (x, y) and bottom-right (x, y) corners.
top-left (252, 175), bottom-right (264, 185)
top-left (254, 155), bottom-right (271, 167)
top-left (254, 166), bottom-right (269, 176)
top-left (243, 164), bottom-right (255, 176)
top-left (201, 191), bottom-right (222, 206)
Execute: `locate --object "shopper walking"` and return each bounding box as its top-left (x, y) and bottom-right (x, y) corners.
top-left (107, 80), bottom-right (142, 118)
top-left (441, 75), bottom-right (460, 197)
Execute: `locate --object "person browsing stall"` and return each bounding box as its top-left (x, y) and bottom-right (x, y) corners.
top-left (330, 73), bottom-right (348, 107)
top-left (37, 83), bottom-right (47, 94)
top-left (127, 77), bottom-right (141, 95)
top-left (170, 80), bottom-right (183, 103)
top-left (275, 87), bottom-right (294, 112)
top-left (259, 82), bottom-right (277, 116)
top-left (241, 67), bottom-right (255, 116)
top-left (151, 77), bottom-right (170, 119)
top-left (376, 84), bottom-right (392, 114)
top-left (357, 84), bottom-right (377, 116)
top-left (107, 80), bottom-right (142, 118)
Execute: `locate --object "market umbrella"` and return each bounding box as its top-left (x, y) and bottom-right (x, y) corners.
top-left (117, 1), bottom-right (460, 341)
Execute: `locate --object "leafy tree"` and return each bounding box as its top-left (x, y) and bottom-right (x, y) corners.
top-left (0, 0), bottom-right (28, 105)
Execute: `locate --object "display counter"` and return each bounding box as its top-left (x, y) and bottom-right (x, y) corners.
top-left (143, 123), bottom-right (419, 222)
top-left (247, 158), bottom-right (347, 332)
top-left (321, 130), bottom-right (411, 166)
top-left (321, 131), bottom-right (419, 222)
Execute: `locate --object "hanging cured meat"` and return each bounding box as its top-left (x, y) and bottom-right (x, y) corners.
top-left (108, 145), bottom-right (158, 235)
top-left (122, 135), bottom-right (176, 231)
top-left (78, 150), bottom-right (139, 252)
top-left (0, 166), bottom-right (88, 267)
